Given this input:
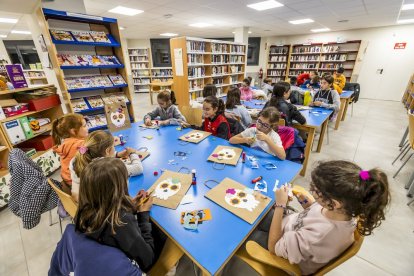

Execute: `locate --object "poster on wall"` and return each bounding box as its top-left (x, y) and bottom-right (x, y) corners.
top-left (5, 64), bottom-right (28, 89)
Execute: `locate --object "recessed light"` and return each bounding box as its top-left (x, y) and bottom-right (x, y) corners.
top-left (160, 33), bottom-right (178, 37)
top-left (0, 34), bottom-right (7, 38)
top-left (0, 18), bottom-right (18, 24)
top-left (108, 6), bottom-right (143, 16)
top-left (247, 0), bottom-right (283, 11)
top-left (311, 28), bottom-right (330, 32)
top-left (11, 30), bottom-right (31, 34)
top-left (289, 19), bottom-right (314, 25)
top-left (248, 31), bottom-right (252, 34)
top-left (402, 4), bottom-right (414, 10)
top-left (189, 23), bottom-right (212, 28)
top-left (397, 18), bottom-right (414, 24)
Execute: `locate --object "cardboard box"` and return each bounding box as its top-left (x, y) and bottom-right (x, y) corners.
top-left (19, 135), bottom-right (53, 151)
top-left (3, 120), bottom-right (26, 145)
top-left (22, 95), bottom-right (60, 111)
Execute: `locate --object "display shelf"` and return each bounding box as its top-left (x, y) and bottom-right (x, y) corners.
top-left (76, 102), bottom-right (131, 114)
top-left (0, 84), bottom-right (54, 95)
top-left (67, 83), bottom-right (128, 93)
top-left (266, 45), bottom-right (290, 81)
top-left (60, 64), bottom-right (124, 70)
top-left (51, 33), bottom-right (121, 47)
top-left (88, 125), bottom-right (108, 132)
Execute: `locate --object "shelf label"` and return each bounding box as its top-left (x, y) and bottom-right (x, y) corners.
top-left (66, 12), bottom-right (103, 21)
top-left (394, 42), bottom-right (406, 49)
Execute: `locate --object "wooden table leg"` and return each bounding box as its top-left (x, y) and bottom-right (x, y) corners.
top-left (335, 98), bottom-right (346, 130)
top-left (149, 238), bottom-right (184, 276)
top-left (317, 119), bottom-right (328, 153)
top-left (149, 90), bottom-right (154, 105)
top-left (341, 100), bottom-right (350, 121)
top-left (300, 127), bottom-right (315, 177)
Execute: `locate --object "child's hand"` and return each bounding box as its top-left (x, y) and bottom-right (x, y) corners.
top-left (180, 121), bottom-right (190, 128)
top-left (159, 120), bottom-right (169, 126)
top-left (138, 196), bottom-right (153, 212)
top-left (144, 118), bottom-right (152, 126)
top-left (116, 149), bottom-right (128, 159)
top-left (125, 147), bottom-right (136, 155)
top-left (256, 130), bottom-right (268, 142)
top-left (244, 137), bottom-right (255, 145)
top-left (294, 192), bottom-right (315, 209)
top-left (275, 184), bottom-right (289, 206)
top-left (313, 101), bottom-right (322, 107)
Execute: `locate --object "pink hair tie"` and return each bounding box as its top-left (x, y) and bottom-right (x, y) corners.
top-left (359, 170), bottom-right (370, 181)
top-left (79, 146), bottom-right (88, 155)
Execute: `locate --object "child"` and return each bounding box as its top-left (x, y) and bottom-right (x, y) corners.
top-left (229, 107), bottom-right (286, 159)
top-left (300, 71), bottom-right (319, 89)
top-left (202, 96), bottom-right (231, 140)
top-left (261, 78), bottom-right (274, 97)
top-left (52, 114), bottom-right (88, 194)
top-left (225, 88), bottom-right (252, 129)
top-left (250, 160), bottom-right (390, 275)
top-left (265, 82), bottom-right (306, 126)
top-left (333, 67), bottom-right (346, 94)
top-left (70, 130), bottom-right (143, 201)
top-left (75, 157), bottom-right (163, 273)
top-left (191, 84), bottom-right (218, 108)
top-left (240, 78), bottom-right (254, 101)
top-left (144, 90), bottom-right (188, 127)
top-left (246, 76), bottom-right (268, 100)
top-left (297, 71), bottom-right (310, 85)
top-left (310, 74), bottom-right (340, 114)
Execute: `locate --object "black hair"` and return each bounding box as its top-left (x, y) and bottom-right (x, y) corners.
top-left (204, 96), bottom-right (225, 115)
top-left (202, 84), bottom-right (217, 98)
top-left (243, 78), bottom-right (251, 86)
top-left (337, 67), bottom-right (345, 74)
top-left (290, 76), bottom-right (297, 85)
top-left (271, 81), bottom-right (290, 98)
top-left (225, 88), bottom-right (241, 109)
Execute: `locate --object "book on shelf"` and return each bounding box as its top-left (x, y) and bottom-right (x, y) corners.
top-left (102, 93), bottom-right (130, 105)
top-left (50, 30), bottom-right (74, 41)
top-left (57, 54), bottom-right (120, 67)
top-left (92, 75), bottom-right (113, 87)
top-left (65, 78), bottom-right (83, 89)
top-left (89, 31), bottom-right (111, 43)
top-left (85, 95), bottom-right (104, 108)
top-left (71, 98), bottom-right (88, 112)
top-left (85, 114), bottom-right (107, 129)
top-left (108, 75), bottom-right (126, 85)
top-left (71, 31), bottom-right (94, 42)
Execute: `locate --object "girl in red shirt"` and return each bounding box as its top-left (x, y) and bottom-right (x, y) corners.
top-left (202, 96), bottom-right (231, 140)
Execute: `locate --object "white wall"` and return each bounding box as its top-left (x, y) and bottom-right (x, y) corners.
top-left (0, 41), bottom-right (11, 63)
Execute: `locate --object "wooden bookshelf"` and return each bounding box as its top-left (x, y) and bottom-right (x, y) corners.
top-left (288, 43), bottom-right (323, 78)
top-left (128, 48), bottom-right (151, 93)
top-left (36, 7), bottom-right (136, 129)
top-left (23, 69), bottom-right (48, 85)
top-left (402, 73), bottom-right (414, 109)
top-left (170, 37), bottom-right (246, 106)
top-left (266, 45), bottom-right (290, 83)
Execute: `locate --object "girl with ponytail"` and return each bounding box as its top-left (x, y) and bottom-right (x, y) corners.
top-left (202, 96), bottom-right (231, 140)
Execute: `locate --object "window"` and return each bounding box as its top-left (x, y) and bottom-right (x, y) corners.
top-left (150, 39), bottom-right (172, 67)
top-left (247, 37), bottom-right (261, 66)
top-left (3, 40), bottom-right (41, 69)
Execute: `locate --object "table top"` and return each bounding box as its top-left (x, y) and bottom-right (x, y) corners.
top-left (340, 90), bottom-right (354, 99)
top-left (220, 96), bottom-right (265, 110)
top-left (114, 123), bottom-right (302, 275)
top-left (298, 107), bottom-right (334, 128)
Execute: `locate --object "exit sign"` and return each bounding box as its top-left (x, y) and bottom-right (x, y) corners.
top-left (394, 42), bottom-right (407, 49)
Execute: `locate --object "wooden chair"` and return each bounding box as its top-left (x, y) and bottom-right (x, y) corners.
top-left (148, 238), bottom-right (184, 276)
top-left (236, 229), bottom-right (364, 276)
top-left (149, 81), bottom-right (173, 105)
top-left (393, 111), bottom-right (414, 178)
top-left (48, 179), bottom-right (78, 233)
top-left (178, 105), bottom-right (203, 126)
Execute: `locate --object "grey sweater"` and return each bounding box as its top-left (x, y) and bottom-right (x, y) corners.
top-left (143, 105), bottom-right (186, 125)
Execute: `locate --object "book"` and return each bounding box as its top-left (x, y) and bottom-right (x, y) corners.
top-left (57, 54), bottom-right (76, 66)
top-left (90, 31), bottom-right (111, 43)
top-left (100, 55), bottom-right (120, 65)
top-left (90, 55), bottom-right (105, 66)
top-left (108, 75), bottom-right (126, 85)
top-left (64, 78), bottom-right (83, 90)
top-left (93, 75), bottom-right (112, 87)
top-left (84, 115), bottom-right (96, 128)
top-left (50, 30), bottom-right (74, 41)
top-left (85, 95), bottom-right (104, 108)
top-left (102, 93), bottom-right (130, 105)
top-left (85, 114), bottom-right (107, 128)
top-left (71, 31), bottom-right (94, 42)
top-left (80, 76), bottom-right (95, 88)
top-left (71, 98), bottom-right (88, 112)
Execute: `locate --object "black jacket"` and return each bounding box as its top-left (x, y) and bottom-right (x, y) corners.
top-left (264, 97), bottom-right (306, 126)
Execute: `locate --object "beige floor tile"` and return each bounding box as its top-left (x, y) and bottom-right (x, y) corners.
top-left (326, 256), bottom-right (392, 276)
top-left (0, 222), bottom-right (28, 276)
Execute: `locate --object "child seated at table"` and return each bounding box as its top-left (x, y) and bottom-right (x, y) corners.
top-left (333, 67), bottom-right (346, 94)
top-left (264, 82), bottom-right (306, 126)
top-left (144, 90), bottom-right (189, 127)
top-left (190, 84), bottom-right (218, 108)
top-left (70, 130), bottom-right (143, 201)
top-left (229, 107), bottom-right (286, 159)
top-left (249, 160), bottom-right (390, 275)
top-left (240, 78), bottom-right (254, 101)
top-left (200, 96), bottom-right (231, 140)
top-left (75, 157), bottom-right (165, 273)
top-left (309, 74), bottom-right (340, 114)
top-left (225, 87), bottom-right (252, 129)
top-left (300, 71), bottom-right (319, 89)
top-left (261, 78), bottom-right (274, 97)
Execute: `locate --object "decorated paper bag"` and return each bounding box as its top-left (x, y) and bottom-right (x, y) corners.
top-left (104, 101), bottom-right (131, 132)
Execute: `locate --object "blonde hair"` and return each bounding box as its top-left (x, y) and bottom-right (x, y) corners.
top-left (52, 114), bottom-right (84, 145)
top-left (73, 130), bottom-right (114, 178)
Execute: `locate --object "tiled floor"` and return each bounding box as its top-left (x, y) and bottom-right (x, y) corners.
top-left (0, 93), bottom-right (413, 276)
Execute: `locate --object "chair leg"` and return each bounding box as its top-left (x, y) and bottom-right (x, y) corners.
top-left (407, 198), bottom-right (414, 206)
top-left (392, 144), bottom-right (409, 165)
top-left (351, 102), bottom-right (354, 117)
top-left (405, 171), bottom-right (414, 189)
top-left (49, 210), bottom-right (52, 226)
top-left (393, 152), bottom-right (413, 178)
top-left (400, 140), bottom-right (408, 151)
top-left (400, 147), bottom-right (411, 160)
top-left (407, 178), bottom-right (414, 197)
top-left (399, 127), bottom-right (409, 147)
top-left (326, 124), bottom-right (330, 145)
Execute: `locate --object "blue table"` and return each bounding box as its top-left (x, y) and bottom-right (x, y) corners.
top-left (334, 90), bottom-right (355, 130)
top-left (114, 123), bottom-right (302, 275)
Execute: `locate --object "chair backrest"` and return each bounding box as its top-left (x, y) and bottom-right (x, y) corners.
top-left (408, 112), bottom-right (414, 149)
top-left (179, 105), bottom-right (203, 126)
top-left (315, 229), bottom-right (364, 275)
top-left (48, 179), bottom-right (78, 218)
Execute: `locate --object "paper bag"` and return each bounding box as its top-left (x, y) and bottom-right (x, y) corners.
top-left (207, 145), bottom-right (242, 166)
top-left (104, 101), bottom-right (131, 132)
top-left (179, 130), bottom-right (211, 144)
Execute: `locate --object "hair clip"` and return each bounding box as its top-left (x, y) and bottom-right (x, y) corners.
top-left (79, 146), bottom-right (88, 154)
top-left (359, 170), bottom-right (370, 181)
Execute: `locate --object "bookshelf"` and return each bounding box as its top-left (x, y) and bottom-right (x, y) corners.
top-left (170, 37), bottom-right (246, 106)
top-left (23, 69), bottom-right (48, 85)
top-left (288, 43), bottom-right (322, 78)
top-left (36, 8), bottom-right (136, 132)
top-left (128, 48), bottom-right (151, 93)
top-left (266, 45), bottom-right (290, 83)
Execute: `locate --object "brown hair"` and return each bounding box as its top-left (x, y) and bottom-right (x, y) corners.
top-left (321, 74), bottom-right (334, 86)
top-left (157, 90), bottom-right (176, 105)
top-left (259, 106), bottom-right (280, 125)
top-left (263, 77), bottom-right (272, 84)
top-left (243, 78), bottom-right (251, 86)
top-left (73, 130), bottom-right (114, 178)
top-left (75, 157), bottom-right (134, 235)
top-left (204, 96), bottom-right (225, 115)
top-left (202, 84), bottom-right (217, 98)
top-left (311, 75), bottom-right (320, 83)
top-left (310, 160), bottom-right (390, 236)
top-left (225, 88), bottom-right (242, 109)
top-left (52, 114), bottom-right (84, 145)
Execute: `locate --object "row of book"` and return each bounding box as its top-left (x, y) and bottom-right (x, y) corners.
top-left (290, 64), bottom-right (317, 69)
top-left (152, 69), bottom-right (173, 76)
top-left (187, 54), bottom-right (204, 64)
top-left (65, 75), bottom-right (126, 90)
top-left (321, 54), bottom-right (348, 61)
top-left (189, 67), bottom-right (206, 78)
top-left (291, 55), bottom-right (319, 62)
top-left (212, 78), bottom-right (224, 85)
top-left (132, 71), bottom-right (150, 77)
top-left (269, 47), bottom-right (289, 54)
top-left (51, 29), bottom-right (112, 43)
top-left (270, 56), bottom-right (287, 62)
top-left (322, 46), bottom-right (340, 53)
top-left (131, 64), bottom-right (149, 69)
top-left (187, 41), bottom-right (206, 52)
top-left (319, 64), bottom-right (344, 69)
top-left (212, 55), bottom-right (229, 63)
top-left (292, 46), bottom-right (322, 53)
top-left (267, 71), bottom-right (284, 76)
top-left (189, 79), bottom-right (203, 89)
top-left (230, 65), bottom-right (243, 73)
top-left (130, 56), bottom-right (148, 62)
top-left (230, 56), bottom-right (244, 63)
top-left (72, 93), bottom-right (130, 112)
top-left (212, 43), bottom-right (228, 53)
top-left (57, 54), bottom-right (120, 66)
top-left (268, 64), bottom-right (287, 69)
top-left (230, 45), bottom-right (245, 53)
top-left (128, 49), bottom-right (148, 56)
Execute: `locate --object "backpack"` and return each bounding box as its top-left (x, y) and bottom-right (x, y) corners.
top-left (285, 128), bottom-right (306, 164)
top-left (226, 116), bottom-right (244, 137)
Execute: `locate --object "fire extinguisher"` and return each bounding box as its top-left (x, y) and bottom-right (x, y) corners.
top-left (259, 68), bottom-right (263, 79)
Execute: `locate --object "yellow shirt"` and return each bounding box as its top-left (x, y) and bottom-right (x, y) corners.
top-left (333, 74), bottom-right (346, 94)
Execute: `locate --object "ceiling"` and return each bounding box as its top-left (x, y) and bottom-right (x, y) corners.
top-left (0, 11), bottom-right (32, 40)
top-left (82, 0), bottom-right (414, 39)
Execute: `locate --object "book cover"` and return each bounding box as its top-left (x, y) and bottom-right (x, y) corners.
top-left (84, 115), bottom-right (96, 128)
top-left (65, 78), bottom-right (83, 90)
top-left (57, 54), bottom-right (76, 66)
top-left (74, 55), bottom-right (90, 66)
top-left (5, 64), bottom-right (28, 89)
top-left (93, 75), bottom-right (112, 87)
top-left (85, 95), bottom-right (104, 108)
top-left (89, 31), bottom-right (111, 43)
top-left (94, 114), bottom-right (107, 126)
top-left (90, 55), bottom-right (104, 66)
top-left (108, 74), bottom-right (126, 85)
top-left (71, 98), bottom-right (88, 112)
top-left (18, 116), bottom-right (34, 139)
top-left (101, 55), bottom-right (120, 65)
top-left (80, 76), bottom-right (95, 88)
top-left (3, 120), bottom-right (26, 144)
top-left (102, 93), bottom-right (130, 105)
top-left (71, 31), bottom-right (94, 42)
top-left (50, 30), bottom-right (74, 41)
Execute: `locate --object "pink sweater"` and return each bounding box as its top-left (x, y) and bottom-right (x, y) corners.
top-left (240, 86), bottom-right (253, 101)
top-left (275, 203), bottom-right (356, 275)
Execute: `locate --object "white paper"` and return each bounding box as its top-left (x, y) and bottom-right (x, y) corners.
top-left (174, 48), bottom-right (184, 76)
top-left (180, 194), bottom-right (194, 205)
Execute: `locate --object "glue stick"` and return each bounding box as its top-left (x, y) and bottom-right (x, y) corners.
top-left (191, 169), bottom-right (197, 185)
top-left (252, 176), bottom-right (262, 183)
